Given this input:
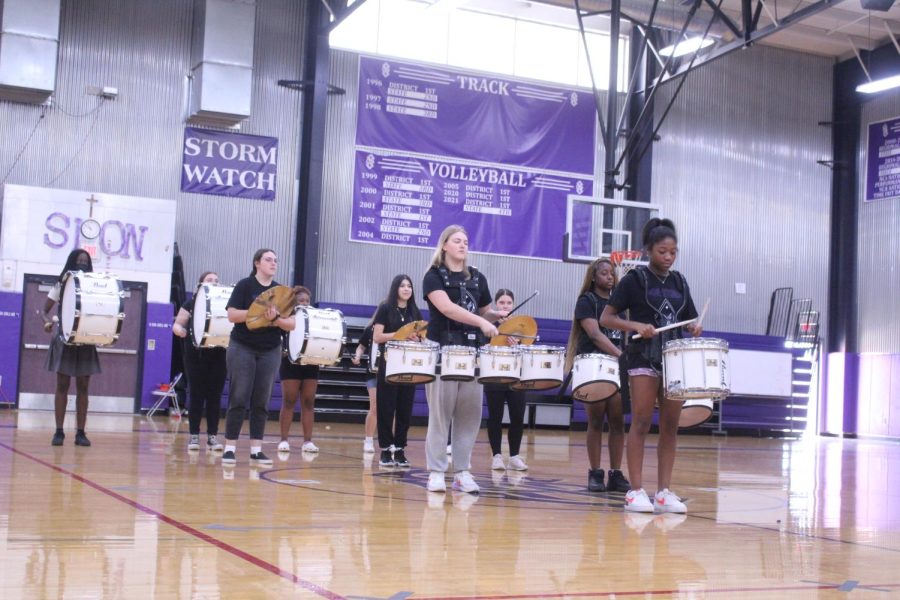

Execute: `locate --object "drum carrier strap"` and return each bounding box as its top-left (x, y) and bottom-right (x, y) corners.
top-left (626, 266), bottom-right (690, 365)
top-left (437, 265), bottom-right (484, 348)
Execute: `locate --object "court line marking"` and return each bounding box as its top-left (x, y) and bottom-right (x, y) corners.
top-left (0, 441), bottom-right (347, 600)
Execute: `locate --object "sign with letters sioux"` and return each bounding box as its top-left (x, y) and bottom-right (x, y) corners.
top-left (181, 127), bottom-right (278, 201)
top-left (351, 56), bottom-right (597, 260)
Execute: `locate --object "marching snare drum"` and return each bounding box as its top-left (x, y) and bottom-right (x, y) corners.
top-left (192, 283), bottom-right (235, 348)
top-left (440, 345), bottom-right (477, 381)
top-left (512, 345), bottom-right (565, 391)
top-left (385, 340), bottom-right (439, 384)
top-left (678, 398), bottom-right (714, 429)
top-left (59, 271), bottom-right (124, 346)
top-left (286, 306), bottom-right (346, 366)
top-left (477, 344), bottom-right (521, 385)
top-left (662, 337), bottom-right (730, 401)
top-left (571, 353), bottom-right (620, 403)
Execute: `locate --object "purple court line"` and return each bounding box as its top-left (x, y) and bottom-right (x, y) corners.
top-left (413, 582), bottom-right (900, 600)
top-left (0, 442), bottom-right (346, 600)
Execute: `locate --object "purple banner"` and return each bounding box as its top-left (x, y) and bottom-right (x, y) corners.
top-left (181, 127), bottom-right (278, 200)
top-left (351, 150), bottom-right (592, 260)
top-left (866, 116), bottom-right (900, 202)
top-left (356, 57), bottom-right (596, 175)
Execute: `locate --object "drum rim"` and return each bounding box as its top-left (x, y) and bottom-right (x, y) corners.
top-left (519, 345), bottom-right (566, 354)
top-left (663, 337), bottom-right (729, 350)
top-left (574, 352), bottom-right (619, 360)
top-left (386, 339), bottom-right (439, 349)
top-left (479, 344), bottom-right (521, 355)
top-left (441, 345), bottom-right (477, 355)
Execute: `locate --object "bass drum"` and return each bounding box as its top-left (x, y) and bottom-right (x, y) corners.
top-left (192, 283), bottom-right (235, 348)
top-left (59, 271), bottom-right (124, 346)
top-left (285, 307), bottom-right (346, 366)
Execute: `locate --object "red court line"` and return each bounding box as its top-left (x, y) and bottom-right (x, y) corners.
top-left (414, 582), bottom-right (900, 600)
top-left (0, 442), bottom-right (346, 600)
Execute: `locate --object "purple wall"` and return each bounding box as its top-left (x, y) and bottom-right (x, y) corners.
top-left (0, 292), bottom-right (23, 402)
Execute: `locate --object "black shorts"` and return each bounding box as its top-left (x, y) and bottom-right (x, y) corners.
top-left (279, 358), bottom-right (320, 381)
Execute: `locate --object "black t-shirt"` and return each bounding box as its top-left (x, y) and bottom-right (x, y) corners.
top-left (226, 276), bottom-right (283, 351)
top-left (607, 266), bottom-right (698, 331)
top-left (374, 301), bottom-right (423, 355)
top-left (422, 265), bottom-right (491, 347)
top-left (573, 291), bottom-right (624, 355)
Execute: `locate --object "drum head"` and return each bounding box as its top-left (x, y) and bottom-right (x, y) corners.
top-left (192, 285), bottom-right (208, 347)
top-left (60, 273), bottom-right (79, 341)
top-left (678, 398), bottom-right (714, 429)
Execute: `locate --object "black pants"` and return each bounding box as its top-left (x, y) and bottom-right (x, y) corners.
top-left (485, 386), bottom-right (526, 456)
top-left (376, 364), bottom-right (415, 449)
top-left (183, 343), bottom-right (227, 436)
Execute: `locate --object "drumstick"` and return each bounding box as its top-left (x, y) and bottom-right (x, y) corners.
top-left (695, 298), bottom-right (710, 329)
top-left (505, 290), bottom-right (539, 319)
top-left (631, 317), bottom-right (697, 340)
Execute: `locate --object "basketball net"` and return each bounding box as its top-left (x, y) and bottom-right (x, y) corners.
top-left (609, 250), bottom-right (647, 282)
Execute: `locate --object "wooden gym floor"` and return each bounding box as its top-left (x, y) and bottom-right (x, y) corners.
top-left (0, 410), bottom-right (898, 599)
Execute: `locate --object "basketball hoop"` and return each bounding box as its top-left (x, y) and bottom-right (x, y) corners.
top-left (610, 250), bottom-right (646, 281)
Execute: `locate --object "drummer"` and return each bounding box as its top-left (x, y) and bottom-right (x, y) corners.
top-left (371, 274), bottom-right (424, 468)
top-left (600, 219), bottom-right (700, 514)
top-left (277, 286), bottom-right (322, 454)
top-left (173, 271), bottom-right (227, 453)
top-left (422, 225), bottom-right (506, 494)
top-left (485, 289), bottom-right (528, 472)
top-left (221, 249), bottom-right (295, 466)
top-left (41, 249), bottom-right (99, 447)
top-left (565, 258), bottom-right (630, 493)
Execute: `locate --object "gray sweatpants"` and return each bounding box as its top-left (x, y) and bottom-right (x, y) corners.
top-left (224, 341), bottom-right (282, 441)
top-left (425, 378), bottom-right (484, 473)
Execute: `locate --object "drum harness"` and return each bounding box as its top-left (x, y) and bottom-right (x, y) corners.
top-left (436, 265), bottom-right (484, 348)
top-left (626, 266), bottom-right (691, 366)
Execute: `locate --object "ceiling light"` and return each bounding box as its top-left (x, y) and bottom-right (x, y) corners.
top-left (856, 73), bottom-right (900, 93)
top-left (659, 36), bottom-right (714, 58)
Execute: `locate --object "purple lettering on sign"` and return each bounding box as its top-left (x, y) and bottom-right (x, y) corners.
top-left (43, 212), bottom-right (69, 248)
top-left (181, 127), bottom-right (279, 201)
top-left (356, 57), bottom-right (596, 176)
top-left (866, 116), bottom-right (900, 202)
top-left (350, 150), bottom-right (592, 260)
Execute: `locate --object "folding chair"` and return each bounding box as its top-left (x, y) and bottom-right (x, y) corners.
top-left (147, 372), bottom-right (183, 417)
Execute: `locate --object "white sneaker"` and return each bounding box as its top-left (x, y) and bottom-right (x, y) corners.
top-left (363, 438), bottom-right (375, 453)
top-left (301, 441), bottom-right (319, 453)
top-left (277, 440), bottom-right (290, 452)
top-left (624, 488), bottom-right (654, 513)
top-left (187, 435), bottom-right (200, 451)
top-left (452, 470), bottom-right (480, 494)
top-left (207, 435), bottom-right (223, 452)
top-left (653, 488), bottom-right (687, 514)
top-left (446, 444), bottom-right (452, 455)
top-left (491, 454), bottom-right (506, 470)
top-left (427, 471), bottom-right (446, 492)
top-left (507, 455), bottom-right (528, 471)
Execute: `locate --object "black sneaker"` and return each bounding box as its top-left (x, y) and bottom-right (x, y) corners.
top-left (588, 468), bottom-right (606, 492)
top-left (393, 448), bottom-right (410, 468)
top-left (51, 432), bottom-right (64, 446)
top-left (379, 449), bottom-right (394, 466)
top-left (607, 469), bottom-right (631, 493)
top-left (250, 451), bottom-right (273, 466)
top-left (222, 450), bottom-right (237, 465)
top-left (74, 432), bottom-right (91, 447)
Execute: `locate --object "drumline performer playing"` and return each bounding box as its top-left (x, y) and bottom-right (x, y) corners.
top-left (372, 274), bottom-right (424, 468)
top-left (221, 249), bottom-right (295, 466)
top-left (173, 271), bottom-right (228, 452)
top-left (277, 286), bottom-right (322, 454)
top-left (565, 258), bottom-right (630, 493)
top-left (41, 249), bottom-right (100, 447)
top-left (422, 225), bottom-right (506, 494)
top-left (485, 289), bottom-right (528, 472)
top-left (599, 218), bottom-right (701, 514)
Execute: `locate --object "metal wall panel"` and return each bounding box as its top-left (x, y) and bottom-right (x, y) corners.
top-left (858, 90), bottom-right (900, 353)
top-left (651, 45), bottom-right (833, 336)
top-left (318, 50), bottom-right (621, 320)
top-left (0, 0), bottom-right (305, 287)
